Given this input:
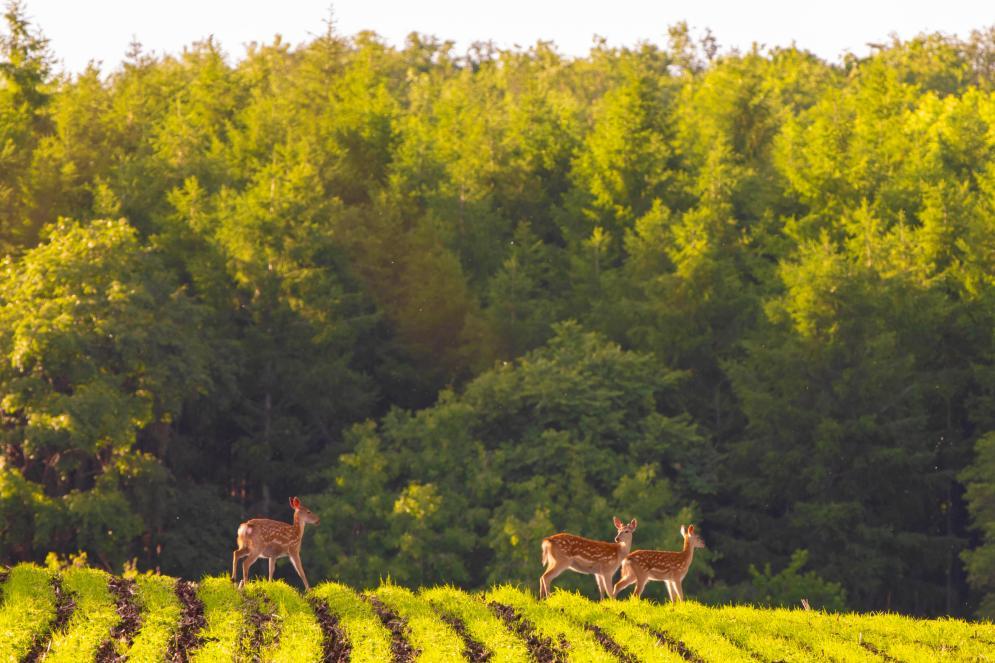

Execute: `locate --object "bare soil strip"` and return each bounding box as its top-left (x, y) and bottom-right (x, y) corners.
top-left (241, 591), bottom-right (276, 659)
top-left (364, 594), bottom-right (420, 663)
top-left (487, 601), bottom-right (567, 663)
top-left (21, 575), bottom-right (77, 663)
top-left (436, 611), bottom-right (492, 662)
top-left (308, 595), bottom-right (352, 662)
top-left (94, 577), bottom-right (141, 662)
top-left (614, 611), bottom-right (705, 662)
top-left (860, 640), bottom-right (901, 662)
top-left (166, 580), bottom-right (206, 662)
top-left (584, 623), bottom-right (639, 662)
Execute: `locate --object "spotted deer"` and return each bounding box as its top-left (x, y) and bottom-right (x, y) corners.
top-left (232, 496), bottom-right (320, 590)
top-left (539, 517), bottom-right (637, 600)
top-left (613, 524), bottom-right (705, 600)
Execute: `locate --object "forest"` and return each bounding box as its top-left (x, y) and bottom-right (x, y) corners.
top-left (2, 0), bottom-right (995, 619)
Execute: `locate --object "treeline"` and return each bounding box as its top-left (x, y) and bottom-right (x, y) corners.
top-left (2, 1), bottom-right (995, 617)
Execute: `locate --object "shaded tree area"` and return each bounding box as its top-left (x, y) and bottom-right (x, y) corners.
top-left (2, 2), bottom-right (995, 617)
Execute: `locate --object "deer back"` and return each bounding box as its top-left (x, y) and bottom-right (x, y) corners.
top-left (625, 549), bottom-right (694, 580)
top-left (545, 532), bottom-right (626, 572)
top-left (239, 517), bottom-right (301, 557)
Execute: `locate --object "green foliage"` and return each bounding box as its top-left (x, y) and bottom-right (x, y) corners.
top-left (193, 576), bottom-right (246, 662)
top-left (373, 583), bottom-right (465, 661)
top-left (307, 322), bottom-right (706, 591)
top-left (421, 585), bottom-right (531, 662)
top-left (46, 565), bottom-right (121, 662)
top-left (961, 432), bottom-right (995, 618)
top-left (126, 574), bottom-right (183, 660)
top-left (731, 549), bottom-right (847, 612)
top-left (0, 563), bottom-right (55, 658)
top-left (0, 10), bottom-right (994, 617)
top-left (3, 565), bottom-right (994, 660)
top-left (311, 581), bottom-right (392, 662)
top-left (248, 579), bottom-right (324, 662)
top-left (0, 218), bottom-right (212, 569)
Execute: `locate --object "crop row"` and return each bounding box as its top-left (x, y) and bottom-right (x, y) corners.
top-left (1, 563), bottom-right (993, 661)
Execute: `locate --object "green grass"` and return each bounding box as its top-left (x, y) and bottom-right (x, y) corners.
top-left (2, 563), bottom-right (995, 662)
top-left (421, 585), bottom-right (531, 662)
top-left (0, 564), bottom-right (56, 659)
top-left (546, 590), bottom-right (686, 662)
top-left (247, 579), bottom-right (324, 663)
top-left (311, 580), bottom-right (392, 663)
top-left (192, 575), bottom-right (246, 662)
top-left (372, 583), bottom-right (465, 661)
top-left (46, 565), bottom-right (122, 662)
top-left (126, 574), bottom-right (183, 662)
top-left (485, 584), bottom-right (616, 661)
top-left (606, 596), bottom-right (754, 661)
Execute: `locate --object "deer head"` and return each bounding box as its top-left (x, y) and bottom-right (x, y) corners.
top-left (613, 516), bottom-right (638, 545)
top-left (290, 496), bottom-right (320, 526)
top-left (680, 524), bottom-right (705, 550)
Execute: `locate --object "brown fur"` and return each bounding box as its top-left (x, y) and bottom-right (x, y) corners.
top-left (231, 496), bottom-right (320, 590)
top-left (539, 517), bottom-right (637, 600)
top-left (613, 523), bottom-right (705, 601)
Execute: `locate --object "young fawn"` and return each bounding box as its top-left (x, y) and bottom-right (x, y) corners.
top-left (232, 496), bottom-right (320, 590)
top-left (540, 517), bottom-right (637, 600)
top-left (613, 524), bottom-right (705, 600)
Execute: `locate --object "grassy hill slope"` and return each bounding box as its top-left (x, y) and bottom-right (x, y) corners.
top-left (1, 563), bottom-right (993, 661)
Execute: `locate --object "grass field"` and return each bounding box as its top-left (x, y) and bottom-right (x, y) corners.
top-left (0, 563), bottom-right (992, 662)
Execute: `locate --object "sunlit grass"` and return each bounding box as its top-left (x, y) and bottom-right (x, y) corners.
top-left (311, 581), bottom-right (392, 663)
top-left (46, 565), bottom-right (121, 662)
top-left (712, 604), bottom-right (878, 662)
top-left (669, 600), bottom-right (815, 661)
top-left (546, 590), bottom-right (685, 662)
top-left (0, 564), bottom-right (56, 659)
top-left (3, 566), bottom-right (994, 661)
top-left (605, 596), bottom-right (749, 661)
top-left (485, 584), bottom-right (615, 662)
top-left (421, 585), bottom-right (530, 662)
top-left (373, 582), bottom-right (464, 661)
top-left (248, 579), bottom-right (323, 663)
top-left (126, 574), bottom-right (183, 662)
top-left (191, 575), bottom-right (245, 662)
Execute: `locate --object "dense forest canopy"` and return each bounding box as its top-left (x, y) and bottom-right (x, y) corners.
top-left (2, 0), bottom-right (995, 618)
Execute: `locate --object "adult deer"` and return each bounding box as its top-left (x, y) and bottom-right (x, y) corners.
top-left (231, 496), bottom-right (320, 590)
top-left (539, 517), bottom-right (637, 600)
top-left (613, 524), bottom-right (705, 601)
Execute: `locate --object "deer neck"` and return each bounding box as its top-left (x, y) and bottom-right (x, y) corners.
top-left (292, 511), bottom-right (306, 541)
top-left (679, 538), bottom-right (695, 571)
top-left (614, 536), bottom-right (632, 562)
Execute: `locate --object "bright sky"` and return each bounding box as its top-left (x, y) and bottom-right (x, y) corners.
top-left (19, 0), bottom-right (995, 75)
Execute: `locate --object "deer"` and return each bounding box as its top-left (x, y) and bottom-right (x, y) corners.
top-left (539, 517), bottom-right (637, 600)
top-left (231, 496), bottom-right (320, 590)
top-left (613, 523), bottom-right (705, 601)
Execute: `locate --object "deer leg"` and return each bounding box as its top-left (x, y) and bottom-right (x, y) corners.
top-left (673, 580), bottom-right (685, 602)
top-left (539, 559), bottom-right (568, 599)
top-left (239, 553), bottom-right (261, 589)
top-left (612, 564), bottom-right (636, 597)
top-left (663, 580), bottom-right (676, 602)
top-left (634, 576), bottom-right (649, 599)
top-left (599, 572), bottom-right (617, 599)
top-left (232, 548), bottom-right (249, 583)
top-left (268, 556), bottom-right (276, 581)
top-left (288, 551), bottom-right (310, 591)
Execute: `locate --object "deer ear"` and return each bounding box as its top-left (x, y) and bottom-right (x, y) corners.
top-left (613, 516), bottom-right (623, 529)
top-left (290, 496), bottom-right (300, 509)
top-left (688, 524), bottom-right (695, 534)
top-left (680, 525), bottom-right (687, 537)
top-left (630, 519), bottom-right (638, 529)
